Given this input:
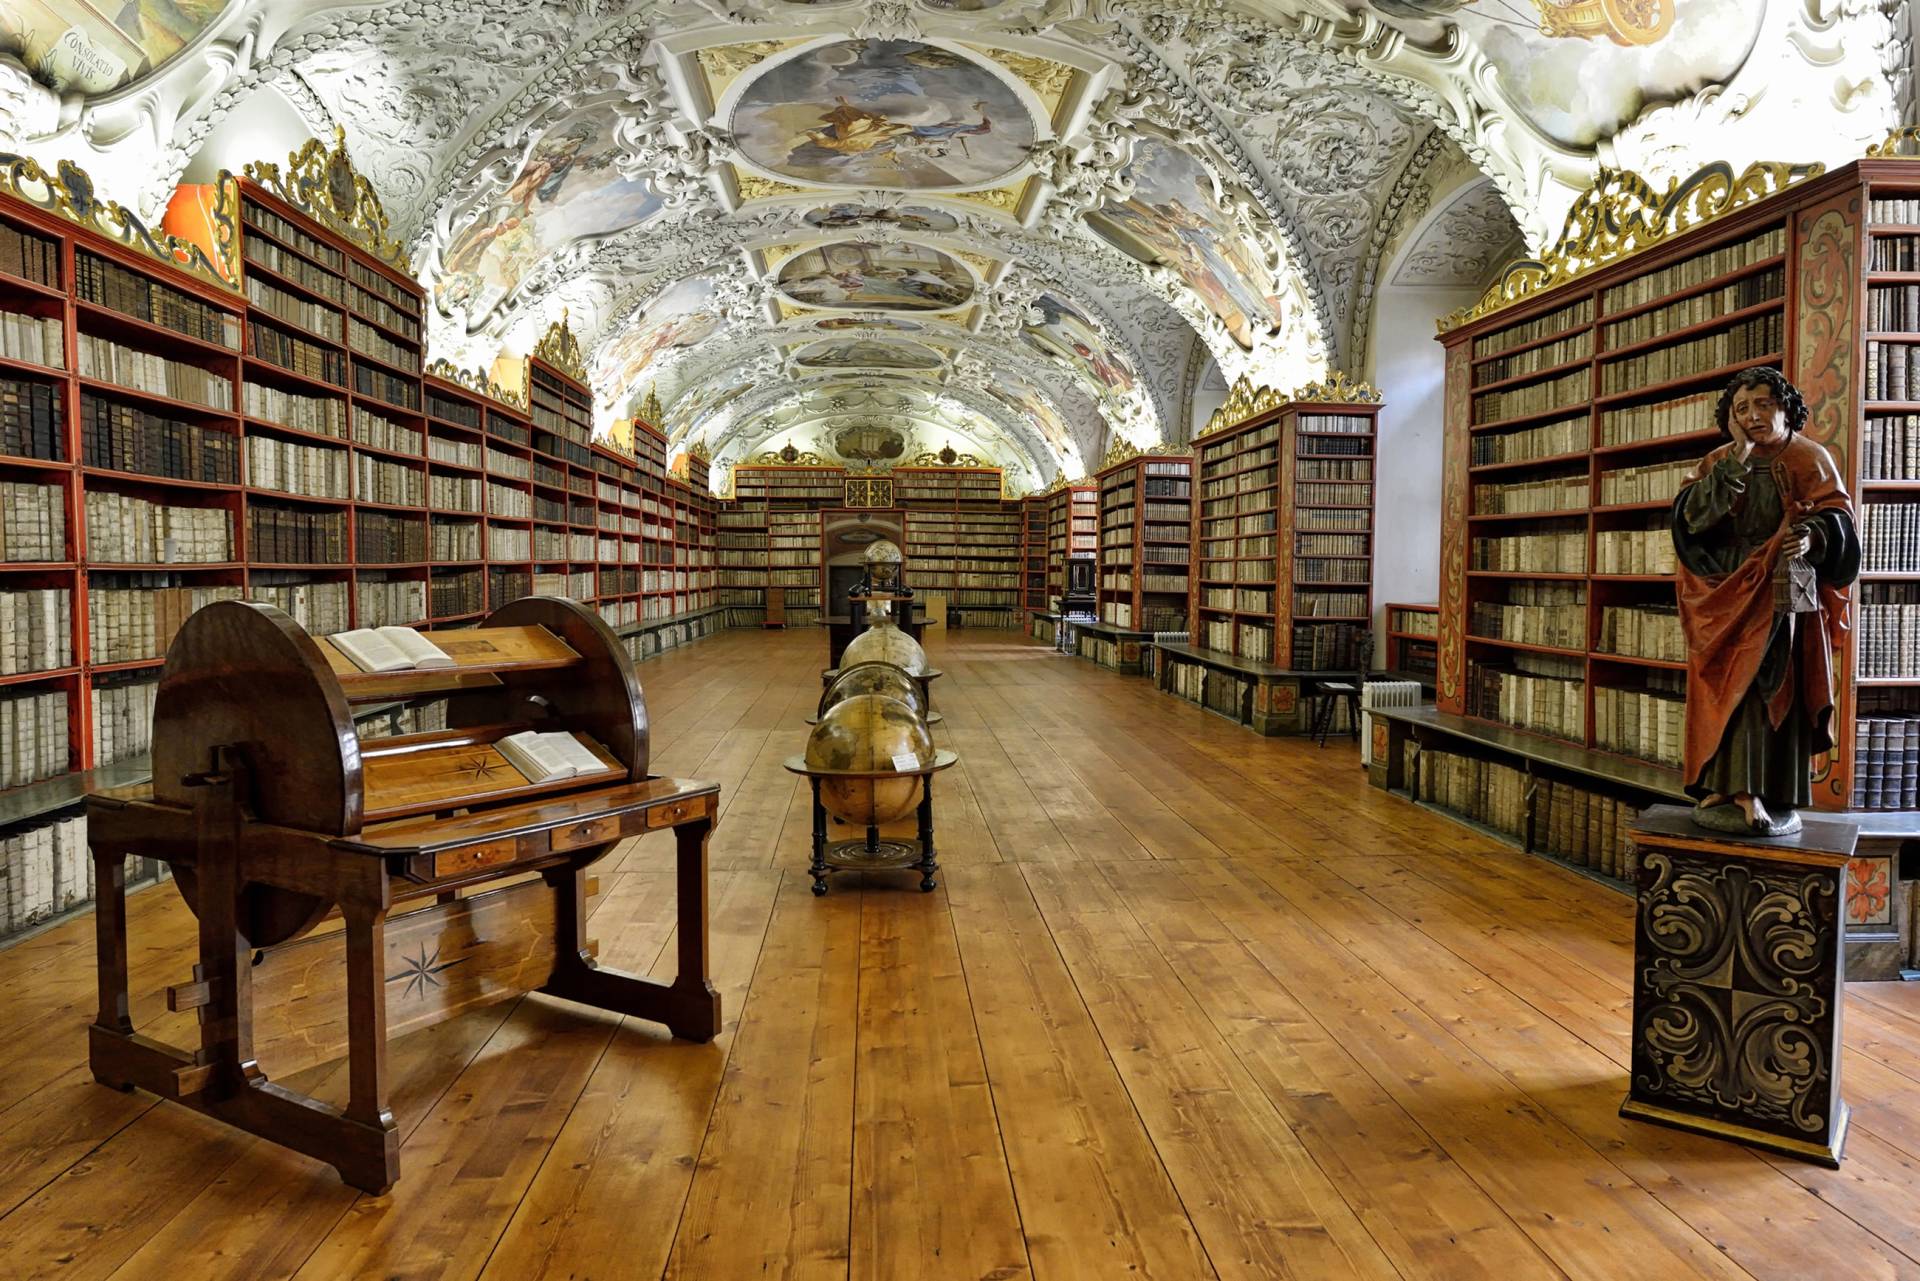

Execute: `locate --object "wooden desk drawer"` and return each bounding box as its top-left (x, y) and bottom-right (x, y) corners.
top-left (645, 797), bottom-right (708, 829)
top-left (433, 839), bottom-right (520, 879)
top-left (549, 817), bottom-right (618, 852)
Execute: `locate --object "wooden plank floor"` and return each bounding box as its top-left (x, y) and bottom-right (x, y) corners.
top-left (6, 627), bottom-right (1920, 1279)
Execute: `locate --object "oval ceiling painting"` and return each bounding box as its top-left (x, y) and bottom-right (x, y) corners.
top-left (7, 0), bottom-right (230, 95)
top-left (592, 275), bottom-right (723, 416)
top-left (776, 242), bottom-right (973, 312)
top-left (729, 40), bottom-right (1035, 189)
top-left (793, 339), bottom-right (947, 371)
top-left (803, 203), bottom-right (961, 233)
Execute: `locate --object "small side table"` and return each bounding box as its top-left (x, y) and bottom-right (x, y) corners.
top-left (1620, 804), bottom-right (1859, 1166)
top-left (783, 750), bottom-right (959, 896)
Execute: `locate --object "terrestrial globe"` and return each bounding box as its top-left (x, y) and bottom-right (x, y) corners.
top-left (841, 620), bottom-right (930, 676)
top-left (861, 538), bottom-right (905, 591)
top-left (818, 661), bottom-right (934, 722)
top-left (803, 693), bottom-right (935, 826)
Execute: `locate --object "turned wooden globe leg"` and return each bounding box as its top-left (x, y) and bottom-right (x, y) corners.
top-left (809, 779), bottom-right (829, 897)
top-left (914, 782), bottom-right (938, 893)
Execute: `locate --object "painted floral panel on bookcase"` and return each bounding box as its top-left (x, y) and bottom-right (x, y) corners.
top-left (1438, 341), bottom-right (1472, 713)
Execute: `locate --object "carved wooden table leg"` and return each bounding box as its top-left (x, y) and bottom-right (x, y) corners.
top-left (914, 779), bottom-right (938, 893)
top-left (89, 846), bottom-right (134, 1087)
top-left (340, 897), bottom-right (400, 1192)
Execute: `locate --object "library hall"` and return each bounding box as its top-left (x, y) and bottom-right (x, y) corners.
top-left (7, 1), bottom-right (1920, 1277)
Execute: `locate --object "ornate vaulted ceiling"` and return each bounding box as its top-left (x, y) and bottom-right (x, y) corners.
top-left (2, 0), bottom-right (1909, 491)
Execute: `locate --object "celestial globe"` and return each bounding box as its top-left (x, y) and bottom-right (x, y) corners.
top-left (818, 661), bottom-right (933, 722)
top-left (803, 693), bottom-right (935, 826)
top-left (842, 620), bottom-right (930, 677)
top-left (860, 538), bottom-right (905, 592)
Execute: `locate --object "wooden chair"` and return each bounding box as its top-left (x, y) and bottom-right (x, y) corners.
top-left (1305, 631), bottom-right (1372, 748)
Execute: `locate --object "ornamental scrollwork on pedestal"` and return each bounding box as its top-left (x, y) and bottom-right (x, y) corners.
top-left (245, 126), bottom-right (407, 268)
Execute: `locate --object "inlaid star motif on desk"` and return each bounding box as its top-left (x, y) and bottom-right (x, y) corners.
top-left (386, 944), bottom-right (466, 1000)
top-left (460, 753), bottom-right (512, 783)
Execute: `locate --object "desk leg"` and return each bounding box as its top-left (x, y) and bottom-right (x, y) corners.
top-left (92, 848), bottom-right (132, 1041)
top-left (809, 779), bottom-right (829, 896)
top-left (339, 900), bottom-right (401, 1192)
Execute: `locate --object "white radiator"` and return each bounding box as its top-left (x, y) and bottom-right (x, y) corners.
top-left (1360, 680), bottom-right (1423, 766)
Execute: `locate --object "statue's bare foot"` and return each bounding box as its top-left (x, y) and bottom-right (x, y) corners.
top-left (1695, 792), bottom-right (1729, 811)
top-left (1735, 794), bottom-right (1765, 827)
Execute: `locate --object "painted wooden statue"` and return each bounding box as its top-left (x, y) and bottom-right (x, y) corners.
top-left (1670, 367), bottom-right (1860, 836)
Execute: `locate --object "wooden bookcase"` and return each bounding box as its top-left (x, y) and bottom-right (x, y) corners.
top-left (1022, 493), bottom-right (1048, 614)
top-left (769, 509), bottom-right (822, 626)
top-left (1384, 602), bottom-right (1439, 685)
top-left (1191, 398), bottom-right (1379, 670)
top-left (1042, 483), bottom-right (1096, 605)
top-left (893, 465), bottom-right (1003, 508)
top-left (903, 505), bottom-right (1022, 625)
top-left (1095, 453), bottom-right (1194, 634)
top-left (1433, 152), bottom-right (1920, 816)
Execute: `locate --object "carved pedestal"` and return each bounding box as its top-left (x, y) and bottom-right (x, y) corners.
top-left (1621, 805), bottom-right (1859, 1167)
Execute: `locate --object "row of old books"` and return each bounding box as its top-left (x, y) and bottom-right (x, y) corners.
top-left (1596, 528), bottom-right (1677, 576)
top-left (1297, 482), bottom-right (1369, 505)
top-left (244, 200), bottom-right (343, 270)
top-left (87, 581), bottom-right (240, 665)
top-left (352, 360), bottom-right (418, 411)
top-left (1296, 589), bottom-right (1365, 617)
top-left (1868, 284), bottom-right (1920, 332)
top-left (348, 318), bottom-right (419, 373)
top-left (1853, 716), bottom-right (1920, 808)
top-left (1862, 500), bottom-right (1920, 572)
top-left (1602, 266), bottom-right (1782, 351)
top-left (1473, 297), bottom-right (1592, 360)
top-left (429, 472), bottom-right (481, 512)
top-left (1470, 584), bottom-right (1585, 648)
top-left (1296, 533), bottom-right (1364, 556)
top-left (1, 309), bottom-right (64, 369)
top-left (248, 577), bottom-right (349, 635)
top-left (245, 379), bottom-right (345, 437)
top-left (1199, 618), bottom-right (1232, 652)
top-left (3, 479), bottom-right (65, 562)
top-left (249, 322), bottom-right (344, 385)
top-left (1472, 328), bottom-right (1592, 388)
top-left (0, 222), bottom-right (58, 287)
top-left (0, 813), bottom-right (88, 932)
top-left (1299, 507), bottom-right (1368, 531)
top-left (1865, 341), bottom-right (1920, 402)
top-left (1468, 654), bottom-right (1585, 739)
top-left (430, 568), bottom-right (482, 618)
top-left (426, 391), bottom-right (481, 428)
top-left (1598, 603), bottom-right (1684, 662)
top-left (247, 275), bottom-right (341, 342)
top-left (349, 280), bottom-right (419, 341)
top-left (427, 433), bottom-right (480, 467)
top-left (484, 445), bottom-right (530, 479)
top-left (0, 587), bottom-right (70, 674)
top-left (1594, 680), bottom-right (1686, 768)
top-left (84, 491), bottom-right (230, 564)
top-left (83, 394), bottom-right (238, 483)
top-left (1471, 414), bottom-right (1584, 467)
top-left (1860, 582), bottom-right (1920, 677)
top-left (1, 688), bottom-right (67, 786)
top-left (248, 503), bottom-right (344, 564)
top-left (1472, 365), bottom-right (1588, 426)
top-left (1862, 414), bottom-right (1920, 479)
top-left (355, 577), bottom-right (427, 628)
top-left (354, 454), bottom-right (424, 507)
top-left (1298, 415), bottom-right (1372, 435)
top-left (487, 525), bottom-right (531, 560)
top-left (1306, 436), bottom-right (1372, 457)
top-left (76, 250), bottom-right (239, 350)
top-left (1599, 388), bottom-right (1716, 447)
top-left (1598, 312), bottom-right (1782, 396)
top-left (1599, 456), bottom-right (1695, 505)
top-left (353, 406), bottom-right (423, 458)
top-left (92, 675), bottom-right (155, 765)
top-left (1471, 529), bottom-right (1585, 573)
top-left (1869, 234), bottom-right (1920, 272)
top-left (1472, 473), bottom-right (1589, 516)
top-left (1416, 748), bottom-right (1644, 881)
top-left (356, 509), bottom-right (426, 563)
top-left (1871, 197), bottom-right (1920, 223)
top-left (1296, 459), bottom-right (1371, 482)
top-left (242, 236), bottom-right (343, 302)
top-left (2, 374), bottom-right (61, 460)
top-left (358, 696), bottom-right (449, 742)
top-left (486, 481), bottom-right (531, 519)
top-left (247, 433), bottom-right (349, 499)
top-left (77, 334), bottom-right (228, 410)
top-left (1296, 559), bottom-right (1368, 584)
top-left (1602, 226), bottom-right (1785, 312)
top-left (430, 517), bottom-right (480, 562)
top-left (1293, 621), bottom-right (1363, 670)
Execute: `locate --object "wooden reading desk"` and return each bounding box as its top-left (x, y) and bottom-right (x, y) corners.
top-left (84, 596), bottom-right (721, 1194)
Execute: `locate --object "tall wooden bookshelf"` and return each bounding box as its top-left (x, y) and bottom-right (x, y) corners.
top-left (1191, 393), bottom-right (1380, 669)
top-left (1095, 452), bottom-right (1194, 633)
top-left (1043, 482), bottom-right (1096, 604)
top-left (1384, 602), bottom-right (1439, 685)
top-left (1022, 493), bottom-right (1048, 614)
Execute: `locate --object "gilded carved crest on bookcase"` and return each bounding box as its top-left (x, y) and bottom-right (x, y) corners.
top-left (425, 357), bottom-right (527, 409)
top-left (746, 447), bottom-right (828, 465)
top-left (687, 438), bottom-right (712, 463)
top-left (244, 127), bottom-right (405, 269)
top-left (0, 153), bottom-right (239, 291)
top-left (1042, 469), bottom-right (1075, 494)
top-left (1100, 436), bottom-right (1142, 469)
top-left (531, 310), bottom-right (589, 383)
top-left (639, 388), bottom-right (664, 427)
top-left (909, 448), bottom-right (988, 467)
top-left (1293, 370), bottom-right (1383, 405)
top-left (1198, 375), bottom-right (1285, 437)
top-left (1436, 159), bottom-right (1826, 335)
top-left (1866, 126), bottom-right (1920, 158)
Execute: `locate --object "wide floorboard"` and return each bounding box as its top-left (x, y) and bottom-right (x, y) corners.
top-left (4, 628), bottom-right (1920, 1279)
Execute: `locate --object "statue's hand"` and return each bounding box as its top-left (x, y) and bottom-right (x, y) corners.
top-left (1728, 415), bottom-right (1754, 462)
top-left (1783, 522), bottom-right (1814, 559)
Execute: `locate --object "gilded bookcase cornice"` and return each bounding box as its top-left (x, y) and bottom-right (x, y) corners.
top-left (1293, 370), bottom-right (1383, 405)
top-left (244, 127), bottom-right (406, 269)
top-left (531, 310), bottom-right (589, 384)
top-left (0, 153), bottom-right (238, 291)
top-left (425, 357), bottom-right (526, 410)
top-left (1436, 159), bottom-right (1825, 335)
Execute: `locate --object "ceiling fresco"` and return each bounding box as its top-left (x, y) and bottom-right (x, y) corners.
top-left (5, 0), bottom-right (1902, 490)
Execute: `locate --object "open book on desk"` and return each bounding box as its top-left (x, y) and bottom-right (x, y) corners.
top-left (330, 627), bottom-right (454, 674)
top-left (495, 730), bottom-right (614, 785)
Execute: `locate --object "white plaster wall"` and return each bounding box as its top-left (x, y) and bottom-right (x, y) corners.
top-left (1367, 284), bottom-right (1478, 669)
top-left (178, 84), bottom-right (315, 185)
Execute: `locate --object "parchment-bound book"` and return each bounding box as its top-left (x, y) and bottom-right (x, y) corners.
top-left (331, 626), bottom-right (452, 673)
top-left (495, 730), bottom-right (608, 785)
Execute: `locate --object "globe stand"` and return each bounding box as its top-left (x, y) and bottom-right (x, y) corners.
top-left (785, 750), bottom-right (959, 897)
